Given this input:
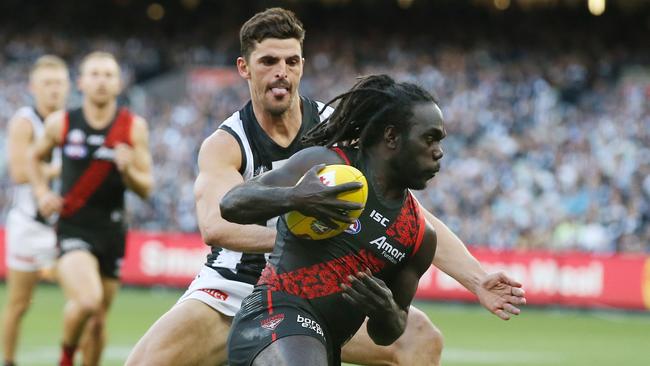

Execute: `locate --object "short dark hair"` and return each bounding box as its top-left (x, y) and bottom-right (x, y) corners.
top-left (240, 7), bottom-right (305, 60)
top-left (301, 74), bottom-right (438, 148)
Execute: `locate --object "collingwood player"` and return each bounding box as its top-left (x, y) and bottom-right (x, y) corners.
top-left (3, 55), bottom-right (69, 366)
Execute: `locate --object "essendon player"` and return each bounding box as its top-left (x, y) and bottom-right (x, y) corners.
top-left (223, 75), bottom-right (523, 365)
top-left (3, 55), bottom-right (69, 366)
top-left (28, 51), bottom-right (153, 366)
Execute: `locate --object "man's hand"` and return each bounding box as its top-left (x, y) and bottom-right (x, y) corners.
top-left (43, 162), bottom-right (61, 180)
top-left (340, 269), bottom-right (408, 346)
top-left (291, 164), bottom-right (364, 228)
top-left (340, 269), bottom-right (400, 319)
top-left (36, 189), bottom-right (63, 218)
top-left (114, 143), bottom-right (134, 172)
top-left (476, 272), bottom-right (527, 320)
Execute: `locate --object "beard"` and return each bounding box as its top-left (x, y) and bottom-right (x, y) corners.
top-left (388, 143), bottom-right (429, 190)
top-left (264, 95), bottom-right (293, 116)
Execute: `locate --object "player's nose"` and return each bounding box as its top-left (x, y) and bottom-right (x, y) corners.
top-left (274, 60), bottom-right (288, 79)
top-left (433, 145), bottom-right (443, 161)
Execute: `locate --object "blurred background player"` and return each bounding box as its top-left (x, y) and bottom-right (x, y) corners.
top-left (28, 51), bottom-right (153, 366)
top-left (2, 55), bottom-right (69, 366)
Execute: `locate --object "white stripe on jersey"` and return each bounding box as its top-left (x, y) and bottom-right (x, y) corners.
top-left (315, 101), bottom-right (335, 122)
top-left (220, 111), bottom-right (255, 180)
top-left (210, 249), bottom-right (243, 269)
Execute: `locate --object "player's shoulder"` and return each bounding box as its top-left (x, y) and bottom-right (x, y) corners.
top-left (198, 124), bottom-right (242, 166)
top-left (197, 130), bottom-right (242, 171)
top-left (218, 109), bottom-right (244, 130)
top-left (130, 113), bottom-right (148, 131)
top-left (8, 107), bottom-right (36, 131)
top-left (12, 106), bottom-right (37, 120)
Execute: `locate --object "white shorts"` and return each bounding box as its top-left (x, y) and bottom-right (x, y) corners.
top-left (5, 209), bottom-right (57, 272)
top-left (177, 266), bottom-right (254, 317)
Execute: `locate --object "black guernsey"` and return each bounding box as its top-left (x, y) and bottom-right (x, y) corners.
top-left (59, 107), bottom-right (132, 228)
top-left (258, 147), bottom-right (427, 350)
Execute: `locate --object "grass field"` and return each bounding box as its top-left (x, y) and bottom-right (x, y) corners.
top-left (1, 283), bottom-right (649, 366)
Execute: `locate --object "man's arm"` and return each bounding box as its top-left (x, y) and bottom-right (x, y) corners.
top-left (28, 110), bottom-right (65, 217)
top-left (342, 224), bottom-right (437, 345)
top-left (8, 115), bottom-right (36, 184)
top-left (115, 116), bottom-right (153, 199)
top-left (220, 146), bottom-right (362, 227)
top-left (194, 130), bottom-right (276, 252)
top-left (423, 208), bottom-right (526, 320)
top-left (8, 115), bottom-right (60, 184)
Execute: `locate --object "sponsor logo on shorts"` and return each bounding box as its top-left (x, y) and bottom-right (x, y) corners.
top-left (200, 288), bottom-right (229, 301)
top-left (261, 313), bottom-right (285, 331)
top-left (14, 254), bottom-right (37, 264)
top-left (59, 238), bottom-right (92, 252)
top-left (345, 219), bottom-right (361, 234)
top-left (297, 314), bottom-right (324, 337)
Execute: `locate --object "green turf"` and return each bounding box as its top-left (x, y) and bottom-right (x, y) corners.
top-left (1, 283), bottom-right (648, 365)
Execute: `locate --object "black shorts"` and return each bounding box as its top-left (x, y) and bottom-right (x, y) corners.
top-left (57, 220), bottom-right (126, 279)
top-left (227, 289), bottom-right (338, 366)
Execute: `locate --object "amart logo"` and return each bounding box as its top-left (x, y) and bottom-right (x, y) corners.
top-left (369, 236), bottom-right (406, 263)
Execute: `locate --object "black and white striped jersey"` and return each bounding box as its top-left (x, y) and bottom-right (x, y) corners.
top-left (204, 96), bottom-right (334, 285)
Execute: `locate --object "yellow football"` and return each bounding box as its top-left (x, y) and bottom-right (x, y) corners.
top-left (285, 164), bottom-right (368, 240)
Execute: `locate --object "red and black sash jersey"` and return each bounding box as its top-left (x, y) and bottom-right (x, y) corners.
top-left (59, 107), bottom-right (133, 227)
top-left (257, 147), bottom-right (427, 348)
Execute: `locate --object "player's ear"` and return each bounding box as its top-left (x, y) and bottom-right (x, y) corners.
top-left (384, 125), bottom-right (400, 150)
top-left (237, 57), bottom-right (251, 80)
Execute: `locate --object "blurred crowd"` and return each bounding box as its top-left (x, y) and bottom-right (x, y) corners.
top-left (1, 11), bottom-right (649, 254)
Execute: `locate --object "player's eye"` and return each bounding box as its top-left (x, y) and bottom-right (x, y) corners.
top-left (261, 58), bottom-right (276, 66)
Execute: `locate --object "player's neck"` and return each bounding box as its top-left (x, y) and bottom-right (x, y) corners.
top-left (363, 150), bottom-right (406, 204)
top-left (253, 97), bottom-right (302, 147)
top-left (82, 98), bottom-right (117, 129)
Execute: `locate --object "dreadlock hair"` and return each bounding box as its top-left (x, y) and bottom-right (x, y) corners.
top-left (301, 74), bottom-right (437, 149)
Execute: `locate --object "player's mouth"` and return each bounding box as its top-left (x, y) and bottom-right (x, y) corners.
top-left (424, 166), bottom-right (440, 179)
top-left (268, 81), bottom-right (291, 98)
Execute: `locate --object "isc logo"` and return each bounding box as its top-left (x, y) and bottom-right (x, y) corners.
top-left (369, 210), bottom-right (390, 227)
